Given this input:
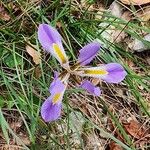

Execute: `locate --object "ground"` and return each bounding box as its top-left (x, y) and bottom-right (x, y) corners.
top-left (0, 0), bottom-right (150, 150)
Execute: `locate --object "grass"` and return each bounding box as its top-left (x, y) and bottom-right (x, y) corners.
top-left (0, 0), bottom-right (150, 149)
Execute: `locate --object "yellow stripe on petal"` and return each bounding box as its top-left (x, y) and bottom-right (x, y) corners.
top-left (84, 69), bottom-right (108, 75)
top-left (53, 43), bottom-right (67, 64)
top-left (52, 93), bottom-right (61, 104)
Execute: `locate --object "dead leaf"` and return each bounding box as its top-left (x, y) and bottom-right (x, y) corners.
top-left (91, 78), bottom-right (101, 86)
top-left (0, 4), bottom-right (11, 21)
top-left (120, 0), bottom-right (150, 5)
top-left (10, 119), bottom-right (23, 132)
top-left (80, 0), bottom-right (94, 11)
top-left (109, 141), bottom-right (123, 150)
top-left (29, 0), bottom-right (42, 2)
top-left (146, 57), bottom-right (150, 65)
top-left (136, 7), bottom-right (150, 26)
top-left (112, 29), bottom-right (127, 43)
top-left (56, 22), bottom-right (62, 28)
top-left (83, 133), bottom-right (102, 149)
top-left (124, 119), bottom-right (145, 139)
top-left (125, 59), bottom-right (135, 68)
top-left (121, 11), bottom-right (131, 21)
top-left (34, 66), bottom-right (42, 79)
top-left (0, 144), bottom-right (23, 150)
top-left (18, 133), bottom-right (30, 145)
top-left (26, 45), bottom-right (41, 65)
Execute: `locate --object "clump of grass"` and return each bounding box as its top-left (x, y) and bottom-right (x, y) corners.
top-left (0, 0), bottom-right (150, 149)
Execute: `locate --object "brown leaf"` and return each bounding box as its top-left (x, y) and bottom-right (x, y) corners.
top-left (124, 120), bottom-right (145, 139)
top-left (0, 144), bottom-right (22, 150)
top-left (18, 133), bottom-right (30, 145)
top-left (0, 4), bottom-right (11, 21)
top-left (91, 78), bottom-right (101, 86)
top-left (120, 0), bottom-right (150, 5)
top-left (56, 22), bottom-right (62, 28)
top-left (121, 11), bottom-right (131, 21)
top-left (125, 59), bottom-right (135, 68)
top-left (29, 0), bottom-right (41, 2)
top-left (34, 66), bottom-right (42, 79)
top-left (146, 57), bottom-right (150, 65)
top-left (136, 7), bottom-right (150, 26)
top-left (109, 141), bottom-right (123, 150)
top-left (10, 119), bottom-right (23, 132)
top-left (26, 45), bottom-right (41, 65)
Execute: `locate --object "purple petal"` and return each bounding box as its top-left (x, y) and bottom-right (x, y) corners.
top-left (38, 24), bottom-right (69, 68)
top-left (78, 42), bottom-right (101, 66)
top-left (41, 97), bottom-right (62, 122)
top-left (38, 24), bottom-right (62, 52)
top-left (102, 63), bottom-right (127, 83)
top-left (80, 80), bottom-right (101, 96)
top-left (49, 77), bottom-right (65, 95)
top-left (53, 71), bottom-right (59, 78)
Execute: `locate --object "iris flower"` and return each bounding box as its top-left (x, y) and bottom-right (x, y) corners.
top-left (38, 24), bottom-right (127, 122)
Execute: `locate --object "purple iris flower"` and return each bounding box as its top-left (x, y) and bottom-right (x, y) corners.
top-left (38, 24), bottom-right (127, 122)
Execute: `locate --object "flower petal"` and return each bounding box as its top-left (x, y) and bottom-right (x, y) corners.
top-left (49, 77), bottom-right (65, 95)
top-left (78, 42), bottom-right (101, 66)
top-left (76, 63), bottom-right (127, 83)
top-left (50, 80), bottom-right (67, 105)
top-left (101, 63), bottom-right (127, 83)
top-left (49, 72), bottom-right (70, 104)
top-left (41, 71), bottom-right (69, 122)
top-left (41, 97), bottom-right (62, 122)
top-left (80, 80), bottom-right (101, 96)
top-left (38, 24), bottom-right (69, 69)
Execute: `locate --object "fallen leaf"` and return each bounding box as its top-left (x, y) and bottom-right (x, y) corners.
top-left (83, 133), bottom-right (102, 149)
top-left (136, 7), bottom-right (150, 26)
top-left (10, 119), bottom-right (23, 132)
top-left (80, 0), bottom-right (94, 11)
top-left (121, 11), bottom-right (131, 21)
top-left (56, 22), bottom-right (62, 28)
top-left (109, 141), bottom-right (123, 150)
top-left (91, 78), bottom-right (101, 86)
top-left (146, 57), bottom-right (150, 65)
top-left (120, 0), bottom-right (150, 5)
top-left (34, 66), bottom-right (42, 79)
top-left (0, 144), bottom-right (23, 150)
top-left (26, 45), bottom-right (41, 65)
top-left (125, 59), bottom-right (135, 68)
top-left (124, 119), bottom-right (145, 139)
top-left (18, 133), bottom-right (30, 145)
top-left (29, 0), bottom-right (42, 2)
top-left (0, 3), bottom-right (11, 21)
top-left (112, 29), bottom-right (127, 43)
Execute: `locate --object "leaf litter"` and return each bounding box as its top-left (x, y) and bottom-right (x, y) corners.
top-left (0, 2), bottom-right (10, 21)
top-left (0, 0), bottom-right (150, 149)
top-left (26, 44), bottom-right (41, 65)
top-left (120, 0), bottom-right (150, 5)
top-left (0, 110), bottom-right (30, 149)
